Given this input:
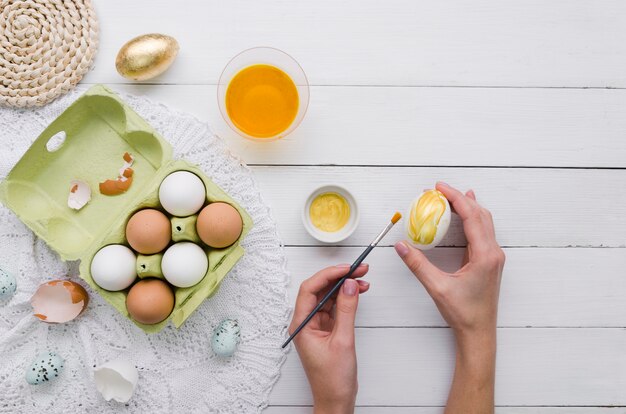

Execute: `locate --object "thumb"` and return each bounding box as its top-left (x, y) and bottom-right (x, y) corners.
top-left (332, 278), bottom-right (359, 344)
top-left (395, 241), bottom-right (443, 292)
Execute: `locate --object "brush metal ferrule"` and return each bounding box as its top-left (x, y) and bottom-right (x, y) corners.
top-left (370, 221), bottom-right (395, 246)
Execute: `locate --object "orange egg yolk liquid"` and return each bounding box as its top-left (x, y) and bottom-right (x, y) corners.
top-left (226, 64), bottom-right (299, 139)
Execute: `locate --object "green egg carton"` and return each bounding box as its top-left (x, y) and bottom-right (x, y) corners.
top-left (0, 85), bottom-right (252, 333)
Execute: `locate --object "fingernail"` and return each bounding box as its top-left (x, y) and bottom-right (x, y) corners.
top-left (343, 279), bottom-right (358, 296)
top-left (357, 280), bottom-right (370, 288)
top-left (437, 181), bottom-right (450, 188)
top-left (395, 241), bottom-right (409, 257)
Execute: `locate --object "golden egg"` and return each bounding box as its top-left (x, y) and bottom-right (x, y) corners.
top-left (115, 34), bottom-right (179, 81)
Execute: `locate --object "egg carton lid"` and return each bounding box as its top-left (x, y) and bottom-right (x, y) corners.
top-left (0, 85), bottom-right (173, 261)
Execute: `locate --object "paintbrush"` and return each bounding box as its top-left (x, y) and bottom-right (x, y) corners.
top-left (282, 212), bottom-right (402, 348)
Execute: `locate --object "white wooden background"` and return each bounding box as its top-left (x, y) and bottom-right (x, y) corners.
top-left (86, 1), bottom-right (626, 412)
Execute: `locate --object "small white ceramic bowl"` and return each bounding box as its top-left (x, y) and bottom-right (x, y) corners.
top-left (302, 185), bottom-right (359, 243)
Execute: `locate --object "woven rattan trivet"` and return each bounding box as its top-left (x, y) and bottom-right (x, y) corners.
top-left (0, 0), bottom-right (98, 108)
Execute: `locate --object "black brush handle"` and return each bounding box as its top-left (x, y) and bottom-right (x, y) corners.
top-left (281, 245), bottom-right (374, 348)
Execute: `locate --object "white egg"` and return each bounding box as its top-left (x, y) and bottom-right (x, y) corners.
top-left (91, 245), bottom-right (137, 291)
top-left (158, 171), bottom-right (206, 217)
top-left (405, 189), bottom-right (451, 250)
top-left (161, 242), bottom-right (208, 288)
top-left (211, 319), bottom-right (241, 357)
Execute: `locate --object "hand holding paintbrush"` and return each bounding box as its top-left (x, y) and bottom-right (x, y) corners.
top-left (283, 212), bottom-right (402, 348)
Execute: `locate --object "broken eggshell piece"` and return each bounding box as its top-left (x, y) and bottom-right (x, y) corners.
top-left (94, 358), bottom-right (139, 403)
top-left (31, 280), bottom-right (89, 323)
top-left (67, 180), bottom-right (91, 210)
top-left (99, 153), bottom-right (135, 196)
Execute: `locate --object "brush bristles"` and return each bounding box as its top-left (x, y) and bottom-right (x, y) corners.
top-left (391, 212), bottom-right (402, 224)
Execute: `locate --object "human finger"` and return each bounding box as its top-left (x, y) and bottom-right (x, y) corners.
top-left (395, 241), bottom-right (444, 293)
top-left (436, 182), bottom-right (491, 252)
top-left (293, 264), bottom-right (369, 326)
top-left (331, 279), bottom-right (359, 346)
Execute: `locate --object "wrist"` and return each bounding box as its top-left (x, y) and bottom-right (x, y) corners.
top-left (313, 398), bottom-right (355, 414)
top-left (453, 327), bottom-right (497, 384)
top-left (454, 323), bottom-right (496, 351)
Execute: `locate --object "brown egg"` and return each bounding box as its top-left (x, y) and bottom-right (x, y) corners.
top-left (126, 209), bottom-right (171, 254)
top-left (196, 203), bottom-right (243, 248)
top-left (126, 279), bottom-right (174, 325)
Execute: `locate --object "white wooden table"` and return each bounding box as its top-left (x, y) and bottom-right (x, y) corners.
top-left (87, 1), bottom-right (626, 412)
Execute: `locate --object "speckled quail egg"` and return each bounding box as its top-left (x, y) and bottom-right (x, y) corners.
top-left (0, 268), bottom-right (16, 299)
top-left (26, 352), bottom-right (64, 385)
top-left (405, 189), bottom-right (451, 250)
top-left (211, 319), bottom-right (241, 357)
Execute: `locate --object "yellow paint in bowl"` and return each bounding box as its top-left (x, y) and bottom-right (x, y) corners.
top-left (309, 192), bottom-right (351, 232)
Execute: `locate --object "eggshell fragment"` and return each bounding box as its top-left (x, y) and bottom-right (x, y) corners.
top-left (67, 180), bottom-right (91, 210)
top-left (94, 358), bottom-right (139, 403)
top-left (31, 280), bottom-right (89, 323)
top-left (100, 153), bottom-right (135, 196)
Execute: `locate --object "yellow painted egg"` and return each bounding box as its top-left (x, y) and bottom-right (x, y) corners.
top-left (116, 34), bottom-right (179, 81)
top-left (405, 189), bottom-right (451, 250)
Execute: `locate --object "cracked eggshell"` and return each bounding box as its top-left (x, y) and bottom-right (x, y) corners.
top-left (94, 358), bottom-right (139, 403)
top-left (67, 180), bottom-right (91, 210)
top-left (26, 352), bottom-right (64, 385)
top-left (31, 280), bottom-right (89, 323)
top-left (0, 268), bottom-right (16, 299)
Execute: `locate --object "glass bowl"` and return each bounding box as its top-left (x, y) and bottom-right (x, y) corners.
top-left (217, 47), bottom-right (310, 141)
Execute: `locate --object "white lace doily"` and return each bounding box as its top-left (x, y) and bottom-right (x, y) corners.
top-left (0, 88), bottom-right (291, 413)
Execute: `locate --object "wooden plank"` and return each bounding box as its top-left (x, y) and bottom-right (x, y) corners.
top-left (250, 166), bottom-right (626, 247)
top-left (266, 408), bottom-right (626, 414)
top-left (87, 0), bottom-right (626, 87)
top-left (270, 328), bottom-right (626, 406)
top-left (284, 247), bottom-right (626, 327)
top-left (108, 84), bottom-right (626, 169)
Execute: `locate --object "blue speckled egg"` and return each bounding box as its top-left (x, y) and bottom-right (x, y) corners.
top-left (26, 352), bottom-right (64, 385)
top-left (211, 319), bottom-right (241, 357)
top-left (0, 268), bottom-right (16, 299)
